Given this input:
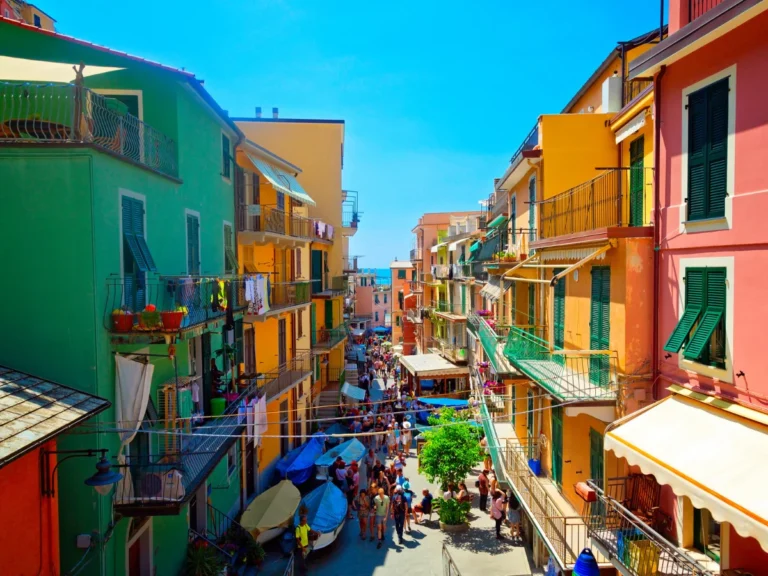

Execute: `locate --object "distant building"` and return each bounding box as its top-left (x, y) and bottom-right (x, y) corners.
top-left (2, 1), bottom-right (56, 30)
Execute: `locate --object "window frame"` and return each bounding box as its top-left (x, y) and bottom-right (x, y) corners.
top-left (185, 209), bottom-right (201, 275)
top-left (676, 257), bottom-right (734, 383)
top-left (119, 190), bottom-right (155, 312)
top-left (223, 221), bottom-right (236, 274)
top-left (680, 66), bottom-right (736, 233)
top-left (221, 133), bottom-right (232, 181)
top-left (397, 270), bottom-right (406, 279)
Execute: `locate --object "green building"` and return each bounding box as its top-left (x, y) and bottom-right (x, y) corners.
top-left (0, 20), bottom-right (257, 575)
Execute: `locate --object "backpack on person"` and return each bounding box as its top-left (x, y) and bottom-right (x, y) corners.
top-left (392, 493), bottom-right (406, 515)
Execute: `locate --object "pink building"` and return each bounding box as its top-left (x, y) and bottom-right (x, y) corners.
top-left (371, 285), bottom-right (389, 328)
top-left (352, 271), bottom-right (390, 328)
top-left (604, 1), bottom-right (768, 571)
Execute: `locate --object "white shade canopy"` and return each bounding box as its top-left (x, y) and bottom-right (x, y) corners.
top-left (0, 56), bottom-right (124, 82)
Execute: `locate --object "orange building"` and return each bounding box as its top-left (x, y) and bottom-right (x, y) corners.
top-left (0, 367), bottom-right (109, 576)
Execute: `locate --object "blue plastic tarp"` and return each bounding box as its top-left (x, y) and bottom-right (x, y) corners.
top-left (275, 435), bottom-right (325, 485)
top-left (420, 379), bottom-right (434, 390)
top-left (417, 397), bottom-right (469, 408)
top-left (322, 423), bottom-right (350, 445)
top-left (373, 326), bottom-right (391, 334)
top-left (314, 438), bottom-right (366, 467)
top-left (294, 482), bottom-right (347, 533)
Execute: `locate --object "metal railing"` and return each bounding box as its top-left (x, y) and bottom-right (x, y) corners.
top-left (258, 351), bottom-right (313, 402)
top-left (205, 503), bottom-right (254, 562)
top-left (237, 204), bottom-right (312, 239)
top-left (313, 326), bottom-right (347, 349)
top-left (344, 257), bottom-right (359, 273)
top-left (105, 275), bottom-right (246, 333)
top-left (328, 367), bottom-right (346, 385)
top-left (453, 263), bottom-right (472, 279)
top-left (482, 229), bottom-right (537, 268)
top-left (342, 211), bottom-right (359, 229)
top-left (623, 79), bottom-right (654, 106)
top-left (432, 337), bottom-right (468, 363)
top-left (430, 301), bottom-right (451, 314)
top-left (113, 460), bottom-right (186, 509)
top-left (0, 82), bottom-right (178, 178)
top-left (260, 281), bottom-right (311, 314)
top-left (472, 263), bottom-right (489, 282)
top-left (311, 275), bottom-right (348, 295)
top-left (510, 123), bottom-right (539, 164)
top-left (476, 316), bottom-right (513, 374)
top-left (585, 480), bottom-right (716, 576)
top-left (538, 168), bottom-right (653, 240)
top-left (689, 0), bottom-right (725, 22)
top-left (442, 544), bottom-right (463, 576)
top-left (432, 264), bottom-right (451, 279)
top-left (311, 220), bottom-right (334, 242)
top-left (283, 553), bottom-right (295, 576)
top-left (503, 326), bottom-right (618, 401)
top-left (410, 247), bottom-right (422, 261)
top-left (408, 281), bottom-right (423, 293)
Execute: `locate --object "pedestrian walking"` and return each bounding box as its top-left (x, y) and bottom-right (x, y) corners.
top-left (480, 435), bottom-right (493, 471)
top-left (391, 485), bottom-right (407, 544)
top-left (478, 470), bottom-right (490, 512)
top-left (354, 487), bottom-right (372, 541)
top-left (295, 514), bottom-right (312, 575)
top-left (401, 421), bottom-right (413, 456)
top-left (402, 480), bottom-right (414, 532)
top-left (506, 489), bottom-right (522, 541)
top-left (491, 490), bottom-right (506, 539)
top-left (386, 424), bottom-right (397, 458)
top-left (374, 488), bottom-right (390, 549)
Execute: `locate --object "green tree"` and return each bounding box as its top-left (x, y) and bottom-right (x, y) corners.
top-left (419, 408), bottom-right (484, 490)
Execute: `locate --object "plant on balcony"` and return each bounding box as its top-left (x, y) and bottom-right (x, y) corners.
top-left (161, 305), bottom-right (188, 331)
top-left (111, 308), bottom-right (134, 332)
top-left (182, 540), bottom-right (225, 576)
top-left (476, 310), bottom-right (492, 317)
top-left (419, 408), bottom-right (484, 492)
top-left (138, 304), bottom-right (163, 330)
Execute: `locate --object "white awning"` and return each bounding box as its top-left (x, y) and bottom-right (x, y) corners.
top-left (341, 382), bottom-right (366, 401)
top-left (479, 276), bottom-right (503, 302)
top-left (605, 390), bottom-right (768, 552)
top-left (399, 353), bottom-right (469, 378)
top-left (539, 246), bottom-right (609, 262)
top-left (0, 56), bottom-right (124, 82)
top-left (615, 109), bottom-right (648, 144)
top-left (246, 153), bottom-right (316, 206)
top-left (448, 240), bottom-right (462, 252)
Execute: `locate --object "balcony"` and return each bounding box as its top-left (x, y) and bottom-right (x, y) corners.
top-left (503, 326), bottom-right (618, 402)
top-left (536, 168), bottom-right (653, 245)
top-left (0, 82), bottom-right (178, 179)
top-left (688, 0), bottom-right (725, 24)
top-left (405, 308), bottom-right (423, 324)
top-left (312, 325), bottom-right (348, 350)
top-left (429, 301), bottom-right (451, 314)
top-left (342, 190), bottom-right (359, 236)
top-left (483, 229), bottom-right (537, 272)
top-left (623, 78), bottom-right (654, 107)
top-left (432, 264), bottom-right (451, 279)
top-left (585, 479), bottom-right (717, 576)
top-left (244, 281), bottom-right (311, 320)
top-left (408, 281), bottom-right (423, 294)
top-left (237, 204), bottom-right (312, 246)
top-left (256, 351), bottom-right (313, 402)
top-left (344, 256), bottom-right (359, 274)
top-left (105, 275), bottom-right (246, 338)
top-left (312, 275), bottom-right (348, 297)
top-left (410, 248), bottom-right (422, 262)
top-left (431, 337), bottom-right (468, 364)
top-left (468, 313), bottom-right (515, 374)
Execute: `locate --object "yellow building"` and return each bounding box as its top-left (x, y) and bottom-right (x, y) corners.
top-left (235, 112), bottom-right (349, 433)
top-left (6, 1), bottom-right (56, 30)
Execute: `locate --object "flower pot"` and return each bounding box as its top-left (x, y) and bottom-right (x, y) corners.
top-left (112, 313), bottom-right (134, 332)
top-left (439, 521), bottom-right (469, 533)
top-left (138, 310), bottom-right (162, 330)
top-left (161, 311), bottom-right (184, 331)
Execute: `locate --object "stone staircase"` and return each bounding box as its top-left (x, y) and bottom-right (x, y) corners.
top-left (317, 384), bottom-right (340, 421)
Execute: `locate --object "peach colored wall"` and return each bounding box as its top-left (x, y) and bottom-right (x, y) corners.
top-left (0, 442), bottom-right (59, 576)
top-left (372, 290), bottom-right (389, 327)
top-left (657, 11), bottom-right (768, 403)
top-left (356, 285), bottom-right (373, 316)
top-left (390, 265), bottom-right (412, 346)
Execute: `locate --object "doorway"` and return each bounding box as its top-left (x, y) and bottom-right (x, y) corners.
top-left (589, 428), bottom-right (604, 515)
top-left (694, 508), bottom-right (721, 562)
top-left (278, 319), bottom-right (287, 367)
top-left (126, 518), bottom-right (152, 576)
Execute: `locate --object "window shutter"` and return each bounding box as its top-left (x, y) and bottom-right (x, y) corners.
top-left (222, 134), bottom-right (231, 179)
top-left (187, 215), bottom-right (200, 275)
top-left (234, 318), bottom-right (244, 365)
top-left (511, 284), bottom-right (516, 325)
top-left (629, 136), bottom-right (645, 226)
top-left (707, 80), bottom-right (728, 218)
top-left (664, 269), bottom-right (704, 353)
top-left (687, 89), bottom-right (708, 221)
top-left (553, 270), bottom-right (566, 349)
top-left (684, 269), bottom-right (726, 361)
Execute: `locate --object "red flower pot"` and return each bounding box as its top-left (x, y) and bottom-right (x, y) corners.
top-left (161, 311), bottom-right (184, 331)
top-left (112, 313), bottom-right (134, 332)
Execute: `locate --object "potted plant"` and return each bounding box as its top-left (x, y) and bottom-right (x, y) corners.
top-left (111, 308), bottom-right (134, 332)
top-left (138, 304), bottom-right (162, 330)
top-left (162, 305), bottom-right (187, 331)
top-left (243, 539), bottom-right (266, 567)
top-left (433, 497), bottom-right (471, 532)
top-left (182, 540), bottom-right (225, 576)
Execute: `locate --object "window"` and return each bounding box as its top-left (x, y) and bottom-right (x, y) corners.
top-left (374, 294), bottom-right (379, 305)
top-left (186, 213), bottom-right (200, 275)
top-left (375, 311), bottom-right (379, 322)
top-left (510, 194), bottom-right (517, 245)
top-left (383, 294), bottom-right (387, 304)
top-left (221, 134), bottom-right (231, 179)
top-left (395, 315), bottom-right (400, 327)
top-left (277, 191), bottom-right (285, 211)
top-left (234, 318), bottom-right (244, 368)
top-left (361, 277), bottom-right (367, 287)
top-left (687, 78), bottom-right (728, 221)
top-left (223, 223), bottom-right (236, 274)
top-left (227, 444), bottom-right (237, 478)
top-left (664, 267), bottom-right (726, 368)
top-left (121, 195), bottom-right (157, 312)
top-left (33, 14), bottom-right (41, 27)
top-left (411, 270), bottom-right (416, 281)
top-left (297, 310), bottom-right (304, 337)
top-left (398, 270), bottom-right (406, 279)
top-left (528, 176), bottom-right (536, 241)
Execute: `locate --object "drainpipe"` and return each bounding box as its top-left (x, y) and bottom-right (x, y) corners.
top-left (651, 65), bottom-right (666, 400)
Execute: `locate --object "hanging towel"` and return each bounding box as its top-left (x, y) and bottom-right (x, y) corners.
top-left (115, 355), bottom-right (154, 449)
top-left (247, 398), bottom-right (256, 443)
top-left (255, 394), bottom-right (268, 445)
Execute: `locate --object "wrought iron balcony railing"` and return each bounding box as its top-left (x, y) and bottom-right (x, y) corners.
top-left (503, 326), bottom-right (618, 401)
top-left (410, 248), bottom-right (422, 262)
top-left (313, 325), bottom-right (347, 349)
top-left (688, 0), bottom-right (725, 24)
top-left (105, 274), bottom-right (246, 334)
top-left (265, 281), bottom-right (311, 313)
top-left (429, 301), bottom-right (451, 314)
top-left (585, 480), bottom-right (717, 576)
top-left (311, 275), bottom-right (348, 296)
top-left (0, 82), bottom-right (178, 178)
top-left (431, 337), bottom-right (468, 363)
top-left (344, 256), bottom-right (359, 273)
top-left (476, 316), bottom-right (514, 374)
top-left (623, 78), bottom-right (653, 106)
top-left (342, 211), bottom-right (359, 229)
top-left (237, 204), bottom-right (312, 239)
top-left (257, 351), bottom-right (313, 402)
top-left (537, 168), bottom-right (653, 241)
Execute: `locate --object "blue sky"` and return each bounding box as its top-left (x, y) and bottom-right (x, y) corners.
top-left (46, 0), bottom-right (663, 266)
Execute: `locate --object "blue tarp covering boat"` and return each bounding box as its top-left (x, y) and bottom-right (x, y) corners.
top-left (294, 482), bottom-right (348, 550)
top-left (321, 423), bottom-right (350, 446)
top-left (275, 434), bottom-right (325, 485)
top-left (315, 438), bottom-right (366, 468)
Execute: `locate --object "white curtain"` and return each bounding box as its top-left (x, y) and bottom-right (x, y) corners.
top-left (255, 395), bottom-right (268, 447)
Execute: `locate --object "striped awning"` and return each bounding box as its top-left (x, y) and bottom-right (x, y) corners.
top-left (539, 246), bottom-right (609, 262)
top-left (246, 154), bottom-right (316, 206)
top-left (487, 215), bottom-right (507, 229)
top-left (479, 276), bottom-right (503, 302)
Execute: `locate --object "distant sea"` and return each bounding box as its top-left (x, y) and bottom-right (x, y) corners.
top-left (359, 267), bottom-right (391, 285)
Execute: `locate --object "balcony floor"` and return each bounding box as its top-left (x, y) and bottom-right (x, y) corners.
top-left (514, 358), bottom-right (615, 402)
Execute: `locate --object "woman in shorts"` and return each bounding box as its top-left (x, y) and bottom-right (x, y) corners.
top-left (354, 486), bottom-right (372, 541)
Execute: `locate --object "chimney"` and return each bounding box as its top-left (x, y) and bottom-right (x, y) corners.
top-left (255, 107), bottom-right (262, 118)
top-left (272, 107), bottom-right (279, 119)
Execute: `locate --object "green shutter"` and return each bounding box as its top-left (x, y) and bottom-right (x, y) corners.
top-left (510, 197), bottom-right (517, 244)
top-left (589, 267), bottom-right (611, 386)
top-left (186, 215), bottom-right (200, 275)
top-left (553, 269), bottom-right (566, 350)
top-left (629, 136), bottom-right (645, 226)
top-left (398, 270), bottom-right (406, 279)
top-left (222, 134), bottom-right (231, 179)
top-left (311, 250), bottom-right (323, 295)
top-left (310, 303), bottom-right (317, 346)
top-left (664, 269), bottom-right (704, 353)
top-left (590, 427), bottom-right (605, 515)
top-left (510, 384), bottom-right (516, 427)
top-left (684, 269), bottom-right (726, 361)
top-left (325, 300), bottom-right (334, 329)
top-left (461, 285), bottom-right (466, 315)
top-left (527, 284), bottom-right (535, 334)
top-left (234, 318), bottom-right (244, 365)
top-left (511, 284), bottom-right (516, 325)
top-left (687, 78), bottom-right (729, 221)
top-left (551, 405), bottom-right (563, 486)
top-left (528, 177), bottom-right (536, 241)
top-left (224, 223), bottom-right (237, 273)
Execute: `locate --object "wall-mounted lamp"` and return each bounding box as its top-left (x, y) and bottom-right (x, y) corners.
top-left (42, 449), bottom-right (123, 497)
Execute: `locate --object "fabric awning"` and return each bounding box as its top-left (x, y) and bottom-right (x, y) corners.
top-left (476, 233), bottom-right (501, 262)
top-left (605, 390), bottom-right (768, 551)
top-left (246, 153), bottom-right (316, 206)
top-left (487, 215), bottom-right (507, 229)
top-left (469, 241), bottom-right (481, 253)
top-left (480, 276), bottom-right (503, 302)
top-left (341, 383), bottom-right (366, 401)
top-left (448, 240), bottom-right (461, 252)
top-left (0, 56), bottom-right (124, 82)
top-left (399, 353), bottom-right (469, 378)
top-left (615, 110), bottom-right (648, 144)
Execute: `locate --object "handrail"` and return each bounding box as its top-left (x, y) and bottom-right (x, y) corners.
top-left (442, 543), bottom-right (463, 576)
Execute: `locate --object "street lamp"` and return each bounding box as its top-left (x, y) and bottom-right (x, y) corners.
top-left (42, 448), bottom-right (123, 497)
